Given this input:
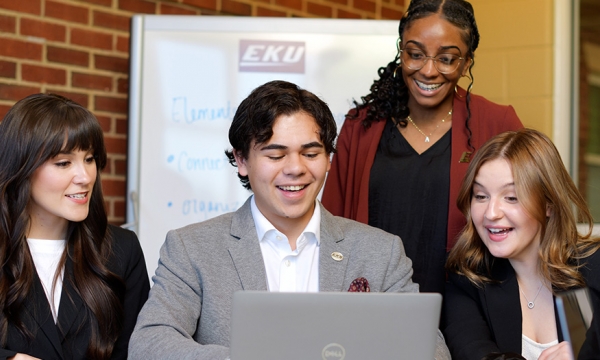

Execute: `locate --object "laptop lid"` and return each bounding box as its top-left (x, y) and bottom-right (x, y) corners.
top-left (555, 287), bottom-right (594, 358)
top-left (230, 291), bottom-right (442, 360)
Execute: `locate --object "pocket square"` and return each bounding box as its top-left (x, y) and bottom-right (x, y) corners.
top-left (348, 277), bottom-right (370, 292)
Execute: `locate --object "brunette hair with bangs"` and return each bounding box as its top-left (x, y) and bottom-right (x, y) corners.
top-left (0, 93), bottom-right (124, 359)
top-left (446, 128), bottom-right (600, 290)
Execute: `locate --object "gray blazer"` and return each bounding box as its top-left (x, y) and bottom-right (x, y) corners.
top-left (129, 199), bottom-right (450, 359)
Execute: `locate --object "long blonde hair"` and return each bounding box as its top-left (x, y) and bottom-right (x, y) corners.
top-left (446, 128), bottom-right (600, 290)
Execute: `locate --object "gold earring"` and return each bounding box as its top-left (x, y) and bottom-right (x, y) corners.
top-left (393, 61), bottom-right (402, 78)
top-left (454, 86), bottom-right (464, 99)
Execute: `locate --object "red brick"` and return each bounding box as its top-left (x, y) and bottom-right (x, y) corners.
top-left (101, 178), bottom-right (126, 196)
top-left (94, 10), bottom-right (131, 32)
top-left (116, 36), bottom-right (129, 53)
top-left (45, 0), bottom-right (89, 24)
top-left (114, 158), bottom-right (127, 176)
top-left (46, 89), bottom-right (89, 108)
top-left (113, 199), bottom-right (126, 218)
top-left (326, 0), bottom-right (347, 4)
top-left (80, 0), bottom-right (112, 7)
top-left (354, 0), bottom-right (376, 12)
top-left (118, 0), bottom-right (156, 14)
top-left (22, 64), bottom-right (66, 85)
top-left (0, 60), bottom-right (16, 79)
top-left (96, 114), bottom-right (112, 132)
top-left (117, 78), bottom-right (129, 94)
top-left (0, 104), bottom-right (12, 120)
top-left (160, 3), bottom-right (198, 15)
top-left (256, 7), bottom-right (287, 17)
top-left (382, 6), bottom-right (402, 20)
top-left (71, 28), bottom-right (113, 50)
top-left (274, 0), bottom-right (302, 11)
top-left (47, 46), bottom-right (89, 67)
top-left (0, 0), bottom-right (41, 15)
top-left (20, 18), bottom-right (66, 42)
top-left (95, 54), bottom-right (129, 73)
top-left (0, 84), bottom-right (41, 101)
top-left (182, 0), bottom-right (217, 11)
top-left (95, 95), bottom-right (128, 114)
top-left (72, 72), bottom-right (113, 91)
top-left (0, 14), bottom-right (16, 33)
top-left (0, 38), bottom-right (42, 60)
top-left (104, 136), bottom-right (128, 154)
top-left (116, 117), bottom-right (128, 135)
top-left (394, 0), bottom-right (404, 6)
top-left (307, 2), bottom-right (332, 17)
top-left (337, 9), bottom-right (361, 18)
top-left (221, 0), bottom-right (251, 15)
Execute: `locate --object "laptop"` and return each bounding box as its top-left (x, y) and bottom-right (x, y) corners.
top-left (555, 287), bottom-right (594, 358)
top-left (229, 291), bottom-right (442, 360)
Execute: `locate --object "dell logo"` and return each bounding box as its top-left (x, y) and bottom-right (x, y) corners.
top-left (322, 343), bottom-right (346, 360)
top-left (239, 40), bottom-right (305, 74)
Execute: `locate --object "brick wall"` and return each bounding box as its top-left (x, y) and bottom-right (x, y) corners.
top-left (0, 0), bottom-right (406, 225)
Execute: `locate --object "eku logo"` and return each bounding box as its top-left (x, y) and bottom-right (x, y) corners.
top-left (239, 40), bottom-right (306, 74)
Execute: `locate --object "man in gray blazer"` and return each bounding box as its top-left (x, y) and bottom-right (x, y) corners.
top-left (129, 80), bottom-right (450, 360)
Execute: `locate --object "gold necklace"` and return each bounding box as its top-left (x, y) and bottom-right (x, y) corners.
top-left (407, 109), bottom-right (453, 143)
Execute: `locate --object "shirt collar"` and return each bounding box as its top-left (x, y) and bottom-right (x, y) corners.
top-left (250, 195), bottom-right (321, 245)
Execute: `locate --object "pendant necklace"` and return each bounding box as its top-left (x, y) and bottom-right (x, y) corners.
top-left (520, 281), bottom-right (544, 309)
top-left (407, 109), bottom-right (453, 143)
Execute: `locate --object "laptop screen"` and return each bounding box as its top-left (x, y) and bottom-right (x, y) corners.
top-left (555, 287), bottom-right (594, 358)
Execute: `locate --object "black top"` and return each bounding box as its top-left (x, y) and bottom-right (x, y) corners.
top-left (0, 225), bottom-right (150, 360)
top-left (443, 254), bottom-right (600, 360)
top-left (368, 119), bottom-right (451, 294)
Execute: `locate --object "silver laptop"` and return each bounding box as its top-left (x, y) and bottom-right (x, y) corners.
top-left (230, 291), bottom-right (442, 360)
top-left (555, 287), bottom-right (594, 358)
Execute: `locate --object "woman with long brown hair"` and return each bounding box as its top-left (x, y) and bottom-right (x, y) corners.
top-left (443, 128), bottom-right (600, 359)
top-left (0, 93), bottom-right (149, 359)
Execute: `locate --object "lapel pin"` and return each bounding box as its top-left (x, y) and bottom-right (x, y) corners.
top-left (459, 151), bottom-right (472, 163)
top-left (331, 252), bottom-right (343, 261)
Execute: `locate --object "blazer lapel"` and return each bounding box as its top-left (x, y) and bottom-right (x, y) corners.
top-left (56, 258), bottom-right (85, 343)
top-left (24, 271), bottom-right (65, 359)
top-left (227, 199), bottom-right (268, 291)
top-left (484, 260), bottom-right (522, 353)
top-left (318, 206), bottom-right (351, 292)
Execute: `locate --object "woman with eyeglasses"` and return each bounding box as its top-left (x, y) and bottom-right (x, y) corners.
top-left (322, 0), bottom-right (523, 295)
top-left (0, 93), bottom-right (150, 359)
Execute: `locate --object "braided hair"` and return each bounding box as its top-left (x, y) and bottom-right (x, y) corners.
top-left (353, 0), bottom-right (480, 150)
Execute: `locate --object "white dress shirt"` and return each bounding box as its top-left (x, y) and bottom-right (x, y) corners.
top-left (27, 238), bottom-right (66, 323)
top-left (250, 196), bottom-right (320, 292)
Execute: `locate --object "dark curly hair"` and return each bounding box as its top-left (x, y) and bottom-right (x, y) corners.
top-left (354, 0), bottom-right (480, 150)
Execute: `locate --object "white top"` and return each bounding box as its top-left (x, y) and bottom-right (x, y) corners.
top-left (27, 239), bottom-right (66, 323)
top-left (522, 334), bottom-right (558, 360)
top-left (251, 196), bottom-right (320, 292)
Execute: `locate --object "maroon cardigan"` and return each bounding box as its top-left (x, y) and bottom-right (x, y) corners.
top-left (322, 87), bottom-right (523, 250)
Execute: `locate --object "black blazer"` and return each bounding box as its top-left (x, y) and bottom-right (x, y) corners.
top-left (442, 252), bottom-right (600, 360)
top-left (0, 225), bottom-right (150, 360)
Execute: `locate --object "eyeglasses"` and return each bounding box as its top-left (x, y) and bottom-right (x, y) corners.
top-left (400, 49), bottom-right (465, 74)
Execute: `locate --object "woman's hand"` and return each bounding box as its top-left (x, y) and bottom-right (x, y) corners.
top-left (8, 354), bottom-right (41, 360)
top-left (538, 341), bottom-right (574, 360)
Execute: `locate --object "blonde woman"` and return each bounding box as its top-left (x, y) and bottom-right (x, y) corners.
top-left (443, 128), bottom-right (600, 360)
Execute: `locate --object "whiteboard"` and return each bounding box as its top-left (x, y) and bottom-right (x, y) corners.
top-left (127, 15), bottom-right (398, 276)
